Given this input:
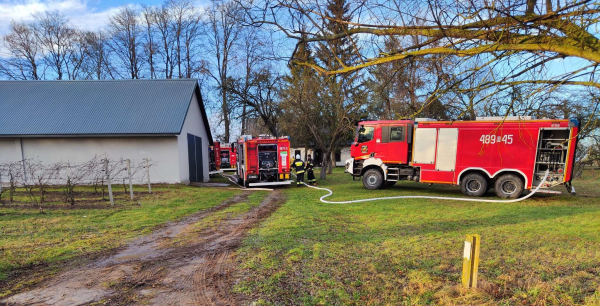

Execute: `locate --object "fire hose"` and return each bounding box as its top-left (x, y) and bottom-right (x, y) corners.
top-left (221, 169), bottom-right (550, 204)
top-left (220, 172), bottom-right (246, 188)
top-left (295, 170), bottom-right (550, 204)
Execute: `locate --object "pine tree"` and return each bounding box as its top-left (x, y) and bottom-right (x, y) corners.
top-left (281, 0), bottom-right (367, 179)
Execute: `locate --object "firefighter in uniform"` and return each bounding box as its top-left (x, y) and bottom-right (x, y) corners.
top-left (306, 155), bottom-right (316, 185)
top-left (293, 154), bottom-right (305, 187)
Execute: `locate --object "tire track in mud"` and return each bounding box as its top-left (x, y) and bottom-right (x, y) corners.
top-left (142, 190), bottom-right (285, 306)
top-left (1, 192), bottom-right (251, 306)
top-left (2, 190), bottom-right (285, 306)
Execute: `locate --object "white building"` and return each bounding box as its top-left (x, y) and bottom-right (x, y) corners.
top-left (289, 147), bottom-right (351, 167)
top-left (0, 79), bottom-right (213, 183)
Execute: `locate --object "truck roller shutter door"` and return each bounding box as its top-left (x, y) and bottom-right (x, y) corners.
top-left (413, 128), bottom-right (437, 164)
top-left (436, 128), bottom-right (459, 171)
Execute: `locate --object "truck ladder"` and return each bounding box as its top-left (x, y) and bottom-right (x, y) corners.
top-left (387, 167), bottom-right (399, 182)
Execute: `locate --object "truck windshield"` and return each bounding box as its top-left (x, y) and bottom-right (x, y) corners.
top-left (357, 125), bottom-right (374, 143)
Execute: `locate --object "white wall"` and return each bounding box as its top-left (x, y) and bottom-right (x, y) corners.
top-left (290, 148), bottom-right (314, 160)
top-left (177, 92), bottom-right (210, 183)
top-left (289, 147), bottom-right (351, 166)
top-left (0, 136), bottom-right (180, 184)
top-left (0, 139), bottom-right (23, 162)
top-left (336, 147), bottom-right (351, 166)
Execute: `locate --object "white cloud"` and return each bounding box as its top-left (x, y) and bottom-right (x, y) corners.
top-left (0, 0), bottom-right (134, 35)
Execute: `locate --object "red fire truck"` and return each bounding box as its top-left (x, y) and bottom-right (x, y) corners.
top-left (219, 144), bottom-right (237, 171)
top-left (235, 135), bottom-right (294, 187)
top-left (345, 117), bottom-right (579, 198)
top-left (209, 142), bottom-right (222, 174)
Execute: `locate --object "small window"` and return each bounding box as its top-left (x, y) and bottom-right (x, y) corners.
top-left (390, 126), bottom-right (404, 142)
top-left (335, 150), bottom-right (341, 162)
top-left (357, 125), bottom-right (374, 143)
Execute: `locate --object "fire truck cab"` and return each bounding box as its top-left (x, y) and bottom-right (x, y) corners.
top-left (219, 144), bottom-right (237, 171)
top-left (346, 117), bottom-right (579, 198)
top-left (235, 135), bottom-right (294, 187)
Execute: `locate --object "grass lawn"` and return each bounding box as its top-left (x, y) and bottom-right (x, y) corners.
top-left (0, 184), bottom-right (238, 293)
top-left (235, 168), bottom-right (600, 305)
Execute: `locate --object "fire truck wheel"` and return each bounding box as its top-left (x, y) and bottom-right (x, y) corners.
top-left (460, 173), bottom-right (488, 197)
top-left (363, 169), bottom-right (384, 190)
top-left (494, 174), bottom-right (524, 198)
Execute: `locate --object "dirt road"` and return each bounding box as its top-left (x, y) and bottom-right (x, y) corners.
top-left (2, 190), bottom-right (285, 306)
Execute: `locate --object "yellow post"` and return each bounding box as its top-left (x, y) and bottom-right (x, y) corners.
top-left (461, 234), bottom-right (481, 288)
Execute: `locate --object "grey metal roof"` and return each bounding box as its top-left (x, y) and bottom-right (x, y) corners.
top-left (0, 79), bottom-right (210, 139)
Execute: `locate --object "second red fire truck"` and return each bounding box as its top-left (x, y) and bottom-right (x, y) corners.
top-left (235, 135), bottom-right (294, 187)
top-left (346, 117), bottom-right (579, 198)
top-left (219, 144), bottom-right (237, 171)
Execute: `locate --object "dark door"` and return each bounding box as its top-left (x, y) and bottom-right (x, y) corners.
top-left (187, 134), bottom-right (203, 182)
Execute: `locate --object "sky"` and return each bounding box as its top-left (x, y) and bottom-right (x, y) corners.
top-left (0, 0), bottom-right (164, 36)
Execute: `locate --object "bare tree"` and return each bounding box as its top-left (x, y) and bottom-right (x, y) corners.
top-left (33, 11), bottom-right (77, 80)
top-left (179, 2), bottom-right (203, 78)
top-left (141, 6), bottom-right (158, 79)
top-left (82, 31), bottom-right (114, 79)
top-left (108, 7), bottom-right (145, 79)
top-left (65, 30), bottom-right (91, 80)
top-left (231, 67), bottom-right (282, 136)
top-left (204, 0), bottom-right (245, 142)
top-left (245, 0), bottom-right (600, 125)
top-left (0, 21), bottom-right (42, 80)
top-left (154, 5), bottom-right (176, 78)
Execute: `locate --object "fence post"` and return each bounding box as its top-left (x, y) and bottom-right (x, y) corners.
top-left (461, 234), bottom-right (481, 288)
top-left (146, 158), bottom-right (152, 194)
top-left (0, 170), bottom-right (3, 195)
top-left (127, 159), bottom-right (134, 201)
top-left (105, 159), bottom-right (114, 206)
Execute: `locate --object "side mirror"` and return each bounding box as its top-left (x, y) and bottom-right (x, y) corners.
top-left (353, 142), bottom-right (358, 147)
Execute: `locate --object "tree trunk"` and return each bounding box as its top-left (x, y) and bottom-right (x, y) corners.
top-left (320, 149), bottom-right (332, 179)
top-left (526, 0), bottom-right (537, 14)
top-left (241, 103), bottom-right (247, 135)
top-left (222, 85), bottom-right (230, 142)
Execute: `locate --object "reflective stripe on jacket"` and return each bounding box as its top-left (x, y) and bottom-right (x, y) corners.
top-left (293, 159), bottom-right (305, 174)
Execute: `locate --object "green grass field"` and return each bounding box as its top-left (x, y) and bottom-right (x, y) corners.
top-left (0, 185), bottom-right (238, 289)
top-left (235, 169), bottom-right (600, 305)
top-left (1, 169), bottom-right (600, 305)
